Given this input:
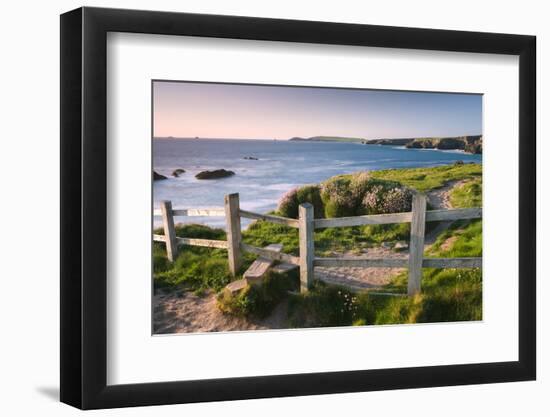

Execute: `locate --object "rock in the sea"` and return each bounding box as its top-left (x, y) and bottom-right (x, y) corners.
top-left (172, 168), bottom-right (186, 177)
top-left (393, 241), bottom-right (409, 252)
top-left (195, 169), bottom-right (235, 180)
top-left (153, 171), bottom-right (167, 180)
top-left (243, 156), bottom-right (259, 160)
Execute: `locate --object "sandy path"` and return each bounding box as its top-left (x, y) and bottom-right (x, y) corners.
top-left (154, 290), bottom-right (289, 334)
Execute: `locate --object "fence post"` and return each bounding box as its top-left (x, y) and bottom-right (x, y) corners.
top-left (408, 193), bottom-right (427, 296)
top-left (224, 193), bottom-right (242, 276)
top-left (299, 203), bottom-right (314, 293)
top-left (160, 200), bottom-right (178, 262)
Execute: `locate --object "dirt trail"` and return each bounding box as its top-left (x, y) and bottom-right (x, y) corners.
top-left (154, 290), bottom-right (289, 334)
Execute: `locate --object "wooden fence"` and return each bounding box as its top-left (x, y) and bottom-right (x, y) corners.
top-left (153, 193), bottom-right (482, 296)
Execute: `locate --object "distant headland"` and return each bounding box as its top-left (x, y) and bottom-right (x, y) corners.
top-left (289, 135), bottom-right (482, 154)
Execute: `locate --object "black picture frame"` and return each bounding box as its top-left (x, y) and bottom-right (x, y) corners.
top-left (60, 6), bottom-right (536, 410)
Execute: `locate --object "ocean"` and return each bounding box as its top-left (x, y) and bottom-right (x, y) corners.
top-left (153, 138), bottom-right (482, 228)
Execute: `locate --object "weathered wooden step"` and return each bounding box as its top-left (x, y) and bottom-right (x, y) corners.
top-left (224, 278), bottom-right (247, 296)
top-left (271, 262), bottom-right (299, 274)
top-left (244, 244), bottom-right (283, 285)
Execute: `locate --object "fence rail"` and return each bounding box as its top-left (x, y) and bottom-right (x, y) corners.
top-left (154, 192), bottom-right (482, 296)
top-left (240, 209), bottom-right (300, 228)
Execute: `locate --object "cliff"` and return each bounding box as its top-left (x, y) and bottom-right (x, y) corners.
top-left (365, 135), bottom-right (482, 154)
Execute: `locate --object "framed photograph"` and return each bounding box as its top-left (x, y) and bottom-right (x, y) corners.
top-left (60, 7), bottom-right (536, 409)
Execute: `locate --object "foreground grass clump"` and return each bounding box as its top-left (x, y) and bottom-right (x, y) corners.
top-left (287, 282), bottom-right (360, 328)
top-left (217, 269), bottom-right (299, 318)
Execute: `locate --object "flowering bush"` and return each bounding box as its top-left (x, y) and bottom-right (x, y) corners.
top-left (277, 187), bottom-right (299, 218)
top-left (320, 176), bottom-right (356, 217)
top-left (277, 185), bottom-right (324, 219)
top-left (350, 171), bottom-right (372, 200)
top-left (362, 186), bottom-right (413, 214)
top-left (278, 173), bottom-right (412, 219)
top-left (296, 185), bottom-right (324, 218)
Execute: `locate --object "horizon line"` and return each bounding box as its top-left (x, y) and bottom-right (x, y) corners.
top-left (153, 133), bottom-right (483, 141)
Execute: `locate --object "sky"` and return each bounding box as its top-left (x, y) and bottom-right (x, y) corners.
top-left (153, 81), bottom-right (482, 140)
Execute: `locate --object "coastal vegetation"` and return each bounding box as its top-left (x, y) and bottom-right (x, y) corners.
top-left (153, 163), bottom-right (482, 328)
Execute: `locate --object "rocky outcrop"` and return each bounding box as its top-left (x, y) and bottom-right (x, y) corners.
top-left (172, 168), bottom-right (185, 177)
top-left (243, 156), bottom-right (259, 160)
top-left (153, 171), bottom-right (167, 181)
top-left (365, 138), bottom-right (413, 146)
top-left (195, 169), bottom-right (235, 180)
top-left (405, 136), bottom-right (481, 153)
top-left (464, 136), bottom-right (483, 154)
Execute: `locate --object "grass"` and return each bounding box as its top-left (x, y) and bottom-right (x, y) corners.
top-left (427, 219), bottom-right (482, 257)
top-left (243, 219), bottom-right (410, 257)
top-left (370, 163), bottom-right (481, 192)
top-left (153, 163), bottom-right (483, 327)
top-left (449, 177), bottom-right (482, 208)
top-left (154, 224), bottom-right (254, 292)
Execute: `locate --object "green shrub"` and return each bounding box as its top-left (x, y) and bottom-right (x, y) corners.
top-left (296, 185), bottom-right (324, 218)
top-left (277, 188), bottom-right (299, 218)
top-left (320, 176), bottom-right (356, 217)
top-left (277, 185), bottom-right (324, 219)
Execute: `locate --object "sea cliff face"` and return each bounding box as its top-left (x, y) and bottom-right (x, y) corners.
top-left (366, 135), bottom-right (482, 154)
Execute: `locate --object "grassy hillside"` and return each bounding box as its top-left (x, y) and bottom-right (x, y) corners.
top-left (370, 163), bottom-right (481, 192)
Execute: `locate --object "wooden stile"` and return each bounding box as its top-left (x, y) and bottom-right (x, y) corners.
top-left (154, 194), bottom-right (482, 296)
top-left (160, 200), bottom-right (178, 262)
top-left (224, 193), bottom-right (242, 277)
top-left (240, 243), bottom-right (300, 265)
top-left (407, 193), bottom-right (427, 296)
top-left (425, 207), bottom-right (482, 222)
top-left (176, 237), bottom-right (228, 249)
top-left (314, 257), bottom-right (408, 268)
top-left (239, 210), bottom-right (299, 228)
top-left (299, 203), bottom-right (315, 292)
